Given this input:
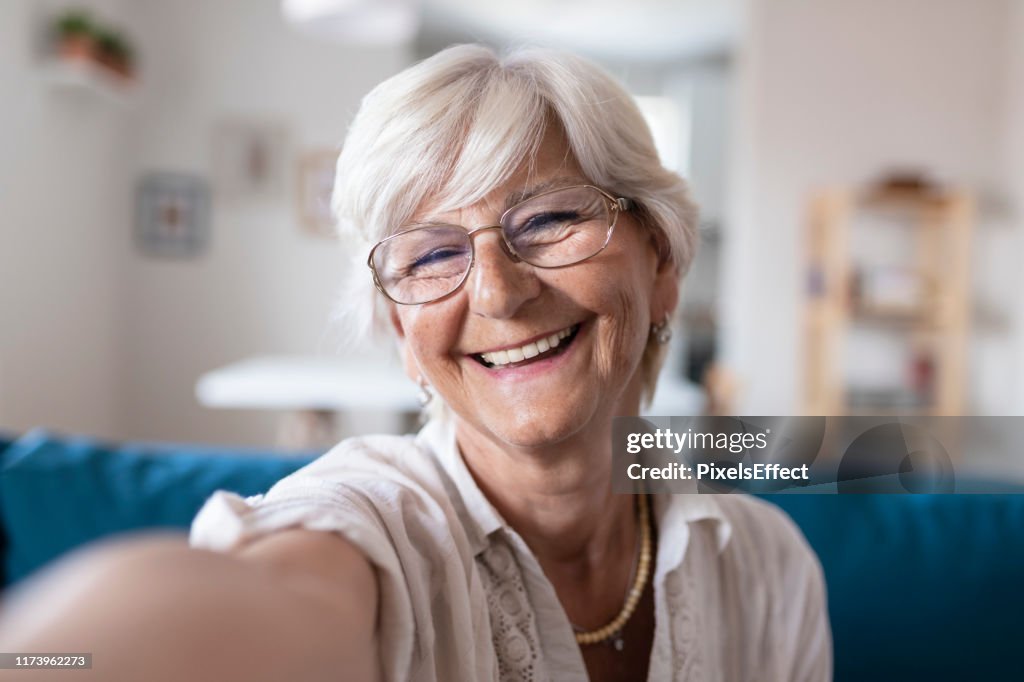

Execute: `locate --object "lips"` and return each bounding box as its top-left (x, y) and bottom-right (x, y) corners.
top-left (473, 323), bottom-right (582, 369)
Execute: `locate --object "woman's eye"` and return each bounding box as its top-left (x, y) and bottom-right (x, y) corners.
top-left (518, 210), bottom-right (580, 233)
top-left (410, 247), bottom-right (461, 271)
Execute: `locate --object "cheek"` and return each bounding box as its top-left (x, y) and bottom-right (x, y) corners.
top-left (399, 305), bottom-right (463, 370)
top-left (551, 260), bottom-right (652, 377)
top-left (599, 282), bottom-right (651, 375)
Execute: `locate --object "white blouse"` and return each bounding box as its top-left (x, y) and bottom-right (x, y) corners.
top-left (189, 417), bottom-right (832, 681)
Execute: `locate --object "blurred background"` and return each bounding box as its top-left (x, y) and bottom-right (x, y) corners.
top-left (1, 0), bottom-right (1023, 449)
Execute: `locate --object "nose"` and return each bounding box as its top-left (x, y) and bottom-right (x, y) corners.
top-left (467, 227), bottom-right (541, 319)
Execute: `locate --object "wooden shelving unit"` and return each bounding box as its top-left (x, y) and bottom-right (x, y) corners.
top-left (803, 186), bottom-right (974, 415)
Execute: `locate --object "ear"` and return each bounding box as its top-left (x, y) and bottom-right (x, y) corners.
top-left (389, 306), bottom-right (420, 382)
top-left (653, 270), bottom-right (680, 323)
top-left (648, 224), bottom-right (673, 270)
top-left (645, 227), bottom-right (679, 322)
top-left (650, 254), bottom-right (680, 324)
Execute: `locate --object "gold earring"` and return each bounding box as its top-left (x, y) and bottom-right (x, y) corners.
top-left (651, 314), bottom-right (672, 345)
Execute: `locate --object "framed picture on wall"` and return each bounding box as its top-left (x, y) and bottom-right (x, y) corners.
top-left (212, 119), bottom-right (289, 200)
top-left (296, 148), bottom-right (339, 238)
top-left (135, 172), bottom-right (210, 258)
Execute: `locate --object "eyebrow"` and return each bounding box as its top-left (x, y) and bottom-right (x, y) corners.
top-left (503, 175), bottom-right (589, 210)
top-left (404, 175), bottom-right (590, 231)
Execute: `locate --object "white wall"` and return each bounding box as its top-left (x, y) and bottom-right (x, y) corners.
top-left (1006, 1), bottom-right (1024, 413)
top-left (118, 0), bottom-right (410, 445)
top-left (7, 0), bottom-right (1022, 440)
top-left (1, 0), bottom-right (410, 444)
top-left (678, 58), bottom-right (731, 230)
top-left (0, 0), bottom-right (130, 438)
top-left (724, 0), bottom-right (1021, 413)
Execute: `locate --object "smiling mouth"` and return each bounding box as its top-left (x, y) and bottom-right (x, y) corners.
top-left (473, 323), bottom-right (582, 369)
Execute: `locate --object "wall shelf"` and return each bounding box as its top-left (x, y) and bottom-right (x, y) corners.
top-left (40, 58), bottom-right (135, 106)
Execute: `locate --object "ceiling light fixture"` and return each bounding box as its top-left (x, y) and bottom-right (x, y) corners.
top-left (281, 0), bottom-right (420, 46)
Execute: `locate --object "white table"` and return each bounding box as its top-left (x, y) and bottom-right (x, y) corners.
top-left (196, 355), bottom-right (419, 412)
top-left (196, 355), bottom-right (419, 447)
top-left (196, 355), bottom-right (705, 447)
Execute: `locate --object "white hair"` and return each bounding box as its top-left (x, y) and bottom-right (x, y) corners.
top-left (332, 44), bottom-right (699, 406)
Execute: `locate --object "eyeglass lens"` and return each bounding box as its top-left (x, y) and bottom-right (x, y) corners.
top-left (372, 185), bottom-right (613, 305)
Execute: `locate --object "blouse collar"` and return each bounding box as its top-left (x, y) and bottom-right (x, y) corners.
top-left (416, 416), bottom-right (733, 570)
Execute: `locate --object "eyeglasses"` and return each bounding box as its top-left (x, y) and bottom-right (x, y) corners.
top-left (367, 184), bottom-right (633, 305)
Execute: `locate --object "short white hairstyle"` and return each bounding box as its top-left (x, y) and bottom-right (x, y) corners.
top-left (332, 44), bottom-right (698, 405)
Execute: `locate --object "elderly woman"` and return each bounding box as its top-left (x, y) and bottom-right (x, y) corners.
top-left (0, 45), bottom-right (829, 682)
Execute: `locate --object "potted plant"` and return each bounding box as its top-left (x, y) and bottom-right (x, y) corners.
top-left (93, 28), bottom-right (135, 80)
top-left (53, 9), bottom-right (95, 63)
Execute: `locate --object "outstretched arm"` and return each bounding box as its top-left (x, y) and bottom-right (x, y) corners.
top-left (0, 530), bottom-right (380, 682)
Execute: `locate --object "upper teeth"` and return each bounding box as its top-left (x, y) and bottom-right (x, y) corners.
top-left (480, 326), bottom-right (574, 367)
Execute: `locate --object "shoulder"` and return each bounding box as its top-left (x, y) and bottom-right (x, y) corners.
top-left (262, 432), bottom-right (464, 543)
top-left (297, 432), bottom-right (428, 478)
top-left (712, 494), bottom-right (825, 593)
top-left (714, 496), bottom-right (833, 676)
top-left (192, 430), bottom-right (457, 558)
top-left (711, 496), bottom-right (831, 661)
top-left (273, 432), bottom-right (448, 503)
top-left (715, 494), bottom-right (809, 548)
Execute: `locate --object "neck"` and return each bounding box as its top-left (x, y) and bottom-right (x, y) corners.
top-left (451, 382), bottom-right (646, 628)
top-left (459, 418), bottom-right (631, 563)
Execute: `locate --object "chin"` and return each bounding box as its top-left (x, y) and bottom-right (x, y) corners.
top-left (476, 395), bottom-right (601, 450)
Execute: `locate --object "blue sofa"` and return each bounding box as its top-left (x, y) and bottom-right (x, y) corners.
top-left (2, 429), bottom-right (1022, 681)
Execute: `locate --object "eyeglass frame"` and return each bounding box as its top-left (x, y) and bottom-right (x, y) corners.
top-left (366, 184), bottom-right (634, 306)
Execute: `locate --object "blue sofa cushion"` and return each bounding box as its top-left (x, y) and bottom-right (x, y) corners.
top-left (0, 431), bottom-right (14, 587)
top-left (763, 493), bottom-right (1024, 682)
top-left (0, 429), bottom-right (316, 586)
top-left (2, 429), bottom-right (1022, 681)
